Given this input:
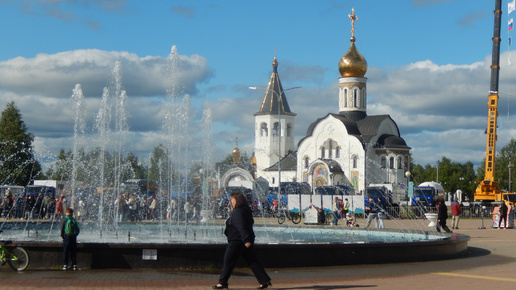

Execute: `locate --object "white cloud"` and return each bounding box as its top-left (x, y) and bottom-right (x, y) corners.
top-left (2, 48), bottom-right (516, 172)
top-left (0, 49), bottom-right (212, 98)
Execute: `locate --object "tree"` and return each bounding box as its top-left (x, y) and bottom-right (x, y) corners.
top-left (46, 149), bottom-right (73, 181)
top-left (148, 144), bottom-right (175, 182)
top-left (0, 102), bottom-right (42, 185)
top-left (477, 138), bottom-right (516, 192)
top-left (411, 157), bottom-right (477, 201)
top-left (124, 152), bottom-right (146, 180)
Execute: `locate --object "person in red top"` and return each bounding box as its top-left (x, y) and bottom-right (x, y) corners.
top-left (271, 198), bottom-right (278, 213)
top-left (450, 197), bottom-right (462, 229)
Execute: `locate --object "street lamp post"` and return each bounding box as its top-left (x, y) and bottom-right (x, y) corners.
top-left (509, 158), bottom-right (514, 192)
top-left (405, 171), bottom-right (411, 217)
top-left (249, 86), bottom-right (300, 207)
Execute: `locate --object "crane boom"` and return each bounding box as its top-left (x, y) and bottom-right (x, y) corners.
top-left (474, 0), bottom-right (502, 202)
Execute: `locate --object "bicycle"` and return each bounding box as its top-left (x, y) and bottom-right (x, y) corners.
top-left (0, 240), bottom-right (30, 271)
top-left (275, 207), bottom-right (301, 225)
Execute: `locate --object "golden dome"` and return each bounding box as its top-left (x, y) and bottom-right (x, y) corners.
top-left (338, 39), bottom-right (367, 77)
top-left (232, 145), bottom-right (240, 164)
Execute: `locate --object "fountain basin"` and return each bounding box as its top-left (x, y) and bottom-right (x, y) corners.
top-left (3, 225), bottom-right (469, 269)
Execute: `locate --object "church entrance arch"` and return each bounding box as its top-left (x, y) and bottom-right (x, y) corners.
top-left (220, 167), bottom-right (254, 189)
top-left (307, 160), bottom-right (350, 188)
top-left (309, 162), bottom-right (330, 187)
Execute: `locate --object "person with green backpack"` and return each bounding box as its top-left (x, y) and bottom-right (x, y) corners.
top-left (60, 207), bottom-right (80, 270)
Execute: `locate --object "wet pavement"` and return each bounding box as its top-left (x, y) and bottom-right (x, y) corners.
top-left (0, 218), bottom-right (514, 290)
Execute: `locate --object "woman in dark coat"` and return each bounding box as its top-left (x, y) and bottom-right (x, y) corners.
top-left (213, 191), bottom-right (271, 289)
top-left (436, 197), bottom-right (451, 233)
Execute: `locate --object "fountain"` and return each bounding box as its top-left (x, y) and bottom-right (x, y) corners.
top-left (0, 45), bottom-right (469, 269)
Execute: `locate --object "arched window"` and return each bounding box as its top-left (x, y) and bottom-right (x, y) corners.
top-left (360, 88), bottom-right (366, 108)
top-left (389, 157), bottom-right (394, 169)
top-left (353, 155), bottom-right (357, 168)
top-left (397, 157), bottom-right (402, 169)
top-left (336, 146), bottom-right (341, 158)
top-left (286, 123), bottom-right (292, 137)
top-left (381, 157), bottom-right (386, 169)
top-left (354, 89), bottom-right (358, 108)
top-left (272, 122), bottom-right (279, 137)
top-left (344, 89), bottom-right (348, 107)
top-left (321, 147), bottom-right (326, 159)
top-left (260, 123), bottom-right (268, 137)
top-left (328, 140), bottom-right (333, 159)
top-left (304, 157), bottom-right (309, 168)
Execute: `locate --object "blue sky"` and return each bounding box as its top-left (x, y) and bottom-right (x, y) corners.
top-left (0, 0), bottom-right (515, 171)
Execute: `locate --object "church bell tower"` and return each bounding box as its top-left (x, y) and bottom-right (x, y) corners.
top-left (254, 55), bottom-right (296, 177)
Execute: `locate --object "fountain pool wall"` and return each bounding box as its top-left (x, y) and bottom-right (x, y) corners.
top-left (2, 224), bottom-right (469, 269)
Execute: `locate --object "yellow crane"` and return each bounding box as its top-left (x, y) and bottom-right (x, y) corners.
top-left (474, 0), bottom-right (516, 205)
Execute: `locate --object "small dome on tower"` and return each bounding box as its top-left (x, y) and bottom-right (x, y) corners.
top-left (232, 138), bottom-right (241, 164)
top-left (338, 39), bottom-right (367, 77)
top-left (272, 56), bottom-right (278, 69)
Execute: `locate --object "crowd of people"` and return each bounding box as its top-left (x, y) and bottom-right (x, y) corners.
top-left (0, 187), bottom-right (212, 224)
top-left (0, 188), bottom-right (67, 220)
top-left (3, 187), bottom-right (501, 233)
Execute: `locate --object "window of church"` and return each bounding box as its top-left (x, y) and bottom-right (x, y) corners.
top-left (353, 155), bottom-right (357, 168)
top-left (336, 146), bottom-right (341, 158)
top-left (272, 177), bottom-right (275, 184)
top-left (389, 157), bottom-right (394, 169)
top-left (286, 123), bottom-right (292, 137)
top-left (381, 157), bottom-right (386, 169)
top-left (354, 89), bottom-right (358, 108)
top-left (328, 140), bottom-right (333, 158)
top-left (362, 88), bottom-right (366, 108)
top-left (304, 157), bottom-right (309, 168)
top-left (273, 122), bottom-right (279, 137)
top-left (321, 147), bottom-right (326, 159)
top-left (260, 123), bottom-right (268, 137)
top-left (344, 89), bottom-right (348, 107)
top-left (397, 157), bottom-right (402, 169)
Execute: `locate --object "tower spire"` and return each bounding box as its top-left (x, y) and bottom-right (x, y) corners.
top-left (254, 53), bottom-right (296, 116)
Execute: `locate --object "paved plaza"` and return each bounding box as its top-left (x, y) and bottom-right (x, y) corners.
top-left (0, 218), bottom-right (514, 290)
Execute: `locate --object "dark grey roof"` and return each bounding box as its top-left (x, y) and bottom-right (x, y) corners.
top-left (264, 150), bottom-right (297, 172)
top-left (375, 134), bottom-right (411, 149)
top-left (339, 111), bottom-right (367, 122)
top-left (298, 113), bottom-right (409, 150)
top-left (322, 159), bottom-right (344, 173)
top-left (356, 115), bottom-right (399, 144)
top-left (254, 58), bottom-right (296, 116)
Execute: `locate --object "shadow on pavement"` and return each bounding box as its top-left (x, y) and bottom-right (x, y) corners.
top-left (273, 285), bottom-right (375, 290)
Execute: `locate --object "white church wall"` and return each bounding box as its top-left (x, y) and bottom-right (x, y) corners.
top-left (297, 115), bottom-right (366, 192)
top-left (258, 170), bottom-right (297, 187)
top-left (255, 113), bottom-right (296, 180)
top-left (367, 152), bottom-right (409, 187)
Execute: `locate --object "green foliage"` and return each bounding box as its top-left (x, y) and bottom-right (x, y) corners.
top-left (148, 144), bottom-right (176, 182)
top-left (0, 102), bottom-right (42, 185)
top-left (477, 138), bottom-right (516, 192)
top-left (45, 147), bottom-right (147, 186)
top-left (411, 156), bottom-right (477, 201)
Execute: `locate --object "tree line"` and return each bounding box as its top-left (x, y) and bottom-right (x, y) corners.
top-left (1, 102), bottom-right (516, 202)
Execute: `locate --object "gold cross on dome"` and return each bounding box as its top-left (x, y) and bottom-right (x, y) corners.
top-left (348, 8), bottom-right (358, 38)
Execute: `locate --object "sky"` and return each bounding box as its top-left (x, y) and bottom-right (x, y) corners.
top-left (1, 0), bottom-right (515, 172)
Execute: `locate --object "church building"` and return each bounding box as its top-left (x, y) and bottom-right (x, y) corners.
top-left (252, 9), bottom-right (411, 194)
